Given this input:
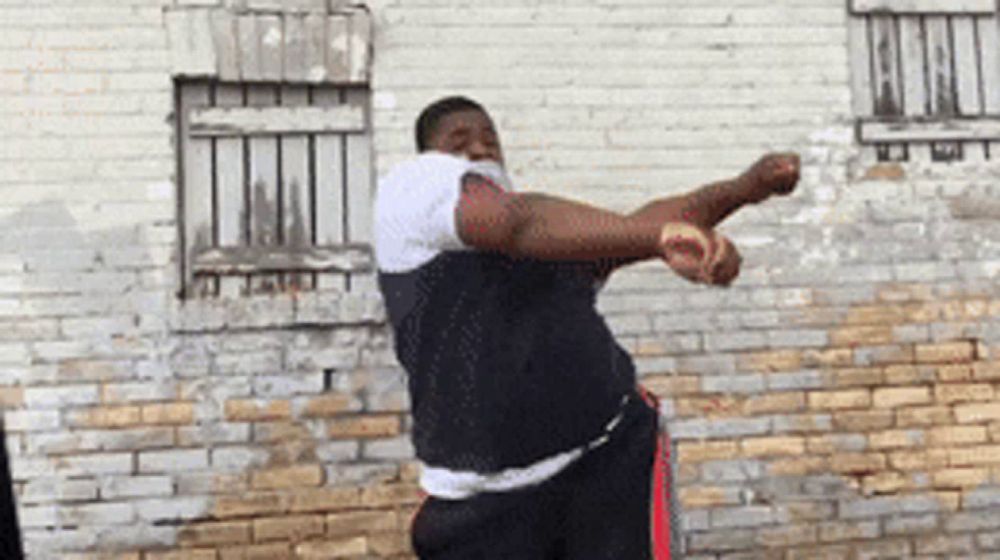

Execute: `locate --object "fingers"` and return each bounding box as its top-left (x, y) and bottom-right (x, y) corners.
top-left (707, 233), bottom-right (741, 287)
top-left (659, 222), bottom-right (712, 261)
top-left (660, 222), bottom-right (741, 287)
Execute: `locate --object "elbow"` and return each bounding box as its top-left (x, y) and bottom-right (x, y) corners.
top-left (458, 198), bottom-right (527, 256)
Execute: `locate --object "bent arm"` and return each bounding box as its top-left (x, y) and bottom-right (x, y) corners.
top-left (455, 173), bottom-right (665, 262)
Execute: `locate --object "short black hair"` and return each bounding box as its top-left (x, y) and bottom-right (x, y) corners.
top-left (415, 96), bottom-right (490, 152)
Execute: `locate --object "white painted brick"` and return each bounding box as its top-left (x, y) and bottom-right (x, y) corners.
top-left (138, 449), bottom-right (208, 473)
top-left (23, 385), bottom-right (100, 408)
top-left (4, 410), bottom-right (60, 432)
top-left (100, 381), bottom-right (176, 403)
top-left (91, 523), bottom-right (177, 550)
top-left (18, 505), bottom-right (58, 528)
top-left (56, 453), bottom-right (133, 477)
top-left (210, 446), bottom-right (269, 471)
top-left (100, 475), bottom-right (174, 499)
top-left (59, 502), bottom-right (135, 525)
top-left (133, 496), bottom-right (210, 522)
top-left (176, 422), bottom-right (251, 446)
top-left (21, 478), bottom-right (98, 504)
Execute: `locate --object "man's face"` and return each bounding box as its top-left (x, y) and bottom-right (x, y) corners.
top-left (428, 109), bottom-right (504, 166)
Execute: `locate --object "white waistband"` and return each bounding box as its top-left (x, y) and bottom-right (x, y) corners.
top-left (419, 394), bottom-right (629, 500)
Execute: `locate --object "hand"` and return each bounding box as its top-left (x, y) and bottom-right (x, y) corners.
top-left (741, 153), bottom-right (801, 204)
top-left (659, 222), bottom-right (741, 286)
top-left (706, 233), bottom-right (741, 287)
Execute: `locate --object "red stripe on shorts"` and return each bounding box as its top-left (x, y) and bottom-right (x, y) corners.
top-left (638, 385), bottom-right (672, 560)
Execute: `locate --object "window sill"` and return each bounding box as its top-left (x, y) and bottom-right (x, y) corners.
top-left (170, 290), bottom-right (386, 334)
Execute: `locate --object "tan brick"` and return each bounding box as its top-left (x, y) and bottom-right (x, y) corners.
top-left (878, 284), bottom-right (933, 303)
top-left (738, 350), bottom-right (802, 373)
top-left (889, 449), bottom-right (949, 471)
top-left (884, 365), bottom-right (934, 385)
top-left (869, 429), bottom-right (924, 450)
top-left (676, 462), bottom-right (699, 484)
top-left (830, 453), bottom-right (886, 475)
top-left (224, 399), bottom-right (291, 422)
top-left (68, 405), bottom-right (141, 428)
top-left (819, 520), bottom-right (877, 542)
top-left (676, 396), bottom-right (740, 418)
top-left (253, 422), bottom-right (312, 443)
top-left (862, 472), bottom-right (906, 494)
top-left (360, 483), bottom-right (422, 507)
top-left (400, 461), bottom-right (421, 483)
top-left (830, 326), bottom-right (893, 347)
top-left (872, 387), bottom-right (930, 408)
top-left (991, 422), bottom-right (1000, 442)
top-left (296, 537), bottom-right (367, 559)
top-left (743, 392), bottom-right (805, 415)
top-left (808, 389), bottom-right (871, 410)
top-left (955, 403), bottom-right (1000, 423)
top-left (934, 383), bottom-right (994, 404)
top-left (180, 521), bottom-right (252, 546)
top-left (218, 543), bottom-right (292, 560)
top-left (141, 402), bottom-right (194, 425)
top-left (949, 445), bottom-right (1000, 466)
top-left (214, 493), bottom-right (287, 519)
top-left (328, 415), bottom-right (402, 439)
top-left (327, 510), bottom-right (397, 537)
top-left (640, 375), bottom-right (700, 397)
top-left (64, 554), bottom-right (141, 560)
top-left (251, 464), bottom-right (324, 490)
top-left (934, 467), bottom-right (991, 489)
top-left (828, 368), bottom-right (883, 388)
top-left (896, 405), bottom-right (952, 427)
top-left (964, 299), bottom-right (989, 319)
top-left (807, 434), bottom-right (864, 454)
top-left (289, 487), bottom-right (362, 513)
top-left (915, 341), bottom-right (975, 364)
top-left (802, 348), bottom-right (854, 368)
top-left (973, 362), bottom-right (1000, 380)
top-left (253, 514), bottom-right (324, 542)
top-left (367, 532), bottom-right (412, 556)
top-left (834, 409), bottom-right (894, 431)
top-left (757, 524), bottom-right (817, 548)
top-left (938, 364), bottom-right (973, 382)
top-left (935, 491), bottom-right (963, 511)
top-left (302, 394), bottom-right (355, 418)
top-left (768, 456), bottom-right (827, 476)
top-left (0, 387), bottom-right (23, 407)
top-left (786, 545), bottom-right (853, 560)
top-left (144, 551), bottom-right (216, 560)
top-left (927, 426), bottom-right (988, 446)
top-left (676, 441), bottom-right (739, 463)
top-left (741, 436), bottom-right (805, 458)
top-left (845, 304), bottom-right (907, 325)
top-left (779, 413), bottom-right (836, 433)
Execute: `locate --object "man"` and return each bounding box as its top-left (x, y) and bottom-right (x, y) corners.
top-left (375, 96), bottom-right (799, 559)
top-left (0, 420), bottom-right (23, 559)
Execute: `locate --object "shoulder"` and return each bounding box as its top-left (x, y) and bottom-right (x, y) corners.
top-left (378, 152), bottom-right (474, 195)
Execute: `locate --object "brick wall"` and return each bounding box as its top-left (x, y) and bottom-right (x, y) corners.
top-left (3, 0), bottom-right (1000, 558)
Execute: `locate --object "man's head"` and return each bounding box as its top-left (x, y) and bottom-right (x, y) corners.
top-left (415, 96), bottom-right (504, 165)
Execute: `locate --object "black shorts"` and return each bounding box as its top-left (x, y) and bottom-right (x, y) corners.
top-left (410, 390), bottom-right (679, 560)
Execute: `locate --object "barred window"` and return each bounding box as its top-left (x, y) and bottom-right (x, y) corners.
top-left (848, 0), bottom-right (1000, 162)
top-left (167, 3), bottom-right (374, 298)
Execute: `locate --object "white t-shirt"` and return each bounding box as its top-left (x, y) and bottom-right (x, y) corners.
top-left (374, 152), bottom-right (514, 274)
top-left (374, 152), bottom-right (619, 499)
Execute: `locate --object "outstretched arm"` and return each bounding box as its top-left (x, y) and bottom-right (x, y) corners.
top-left (592, 153), bottom-right (800, 278)
top-left (455, 172), bottom-right (738, 285)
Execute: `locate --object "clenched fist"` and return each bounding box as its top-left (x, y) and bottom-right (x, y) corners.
top-left (659, 222), bottom-right (741, 287)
